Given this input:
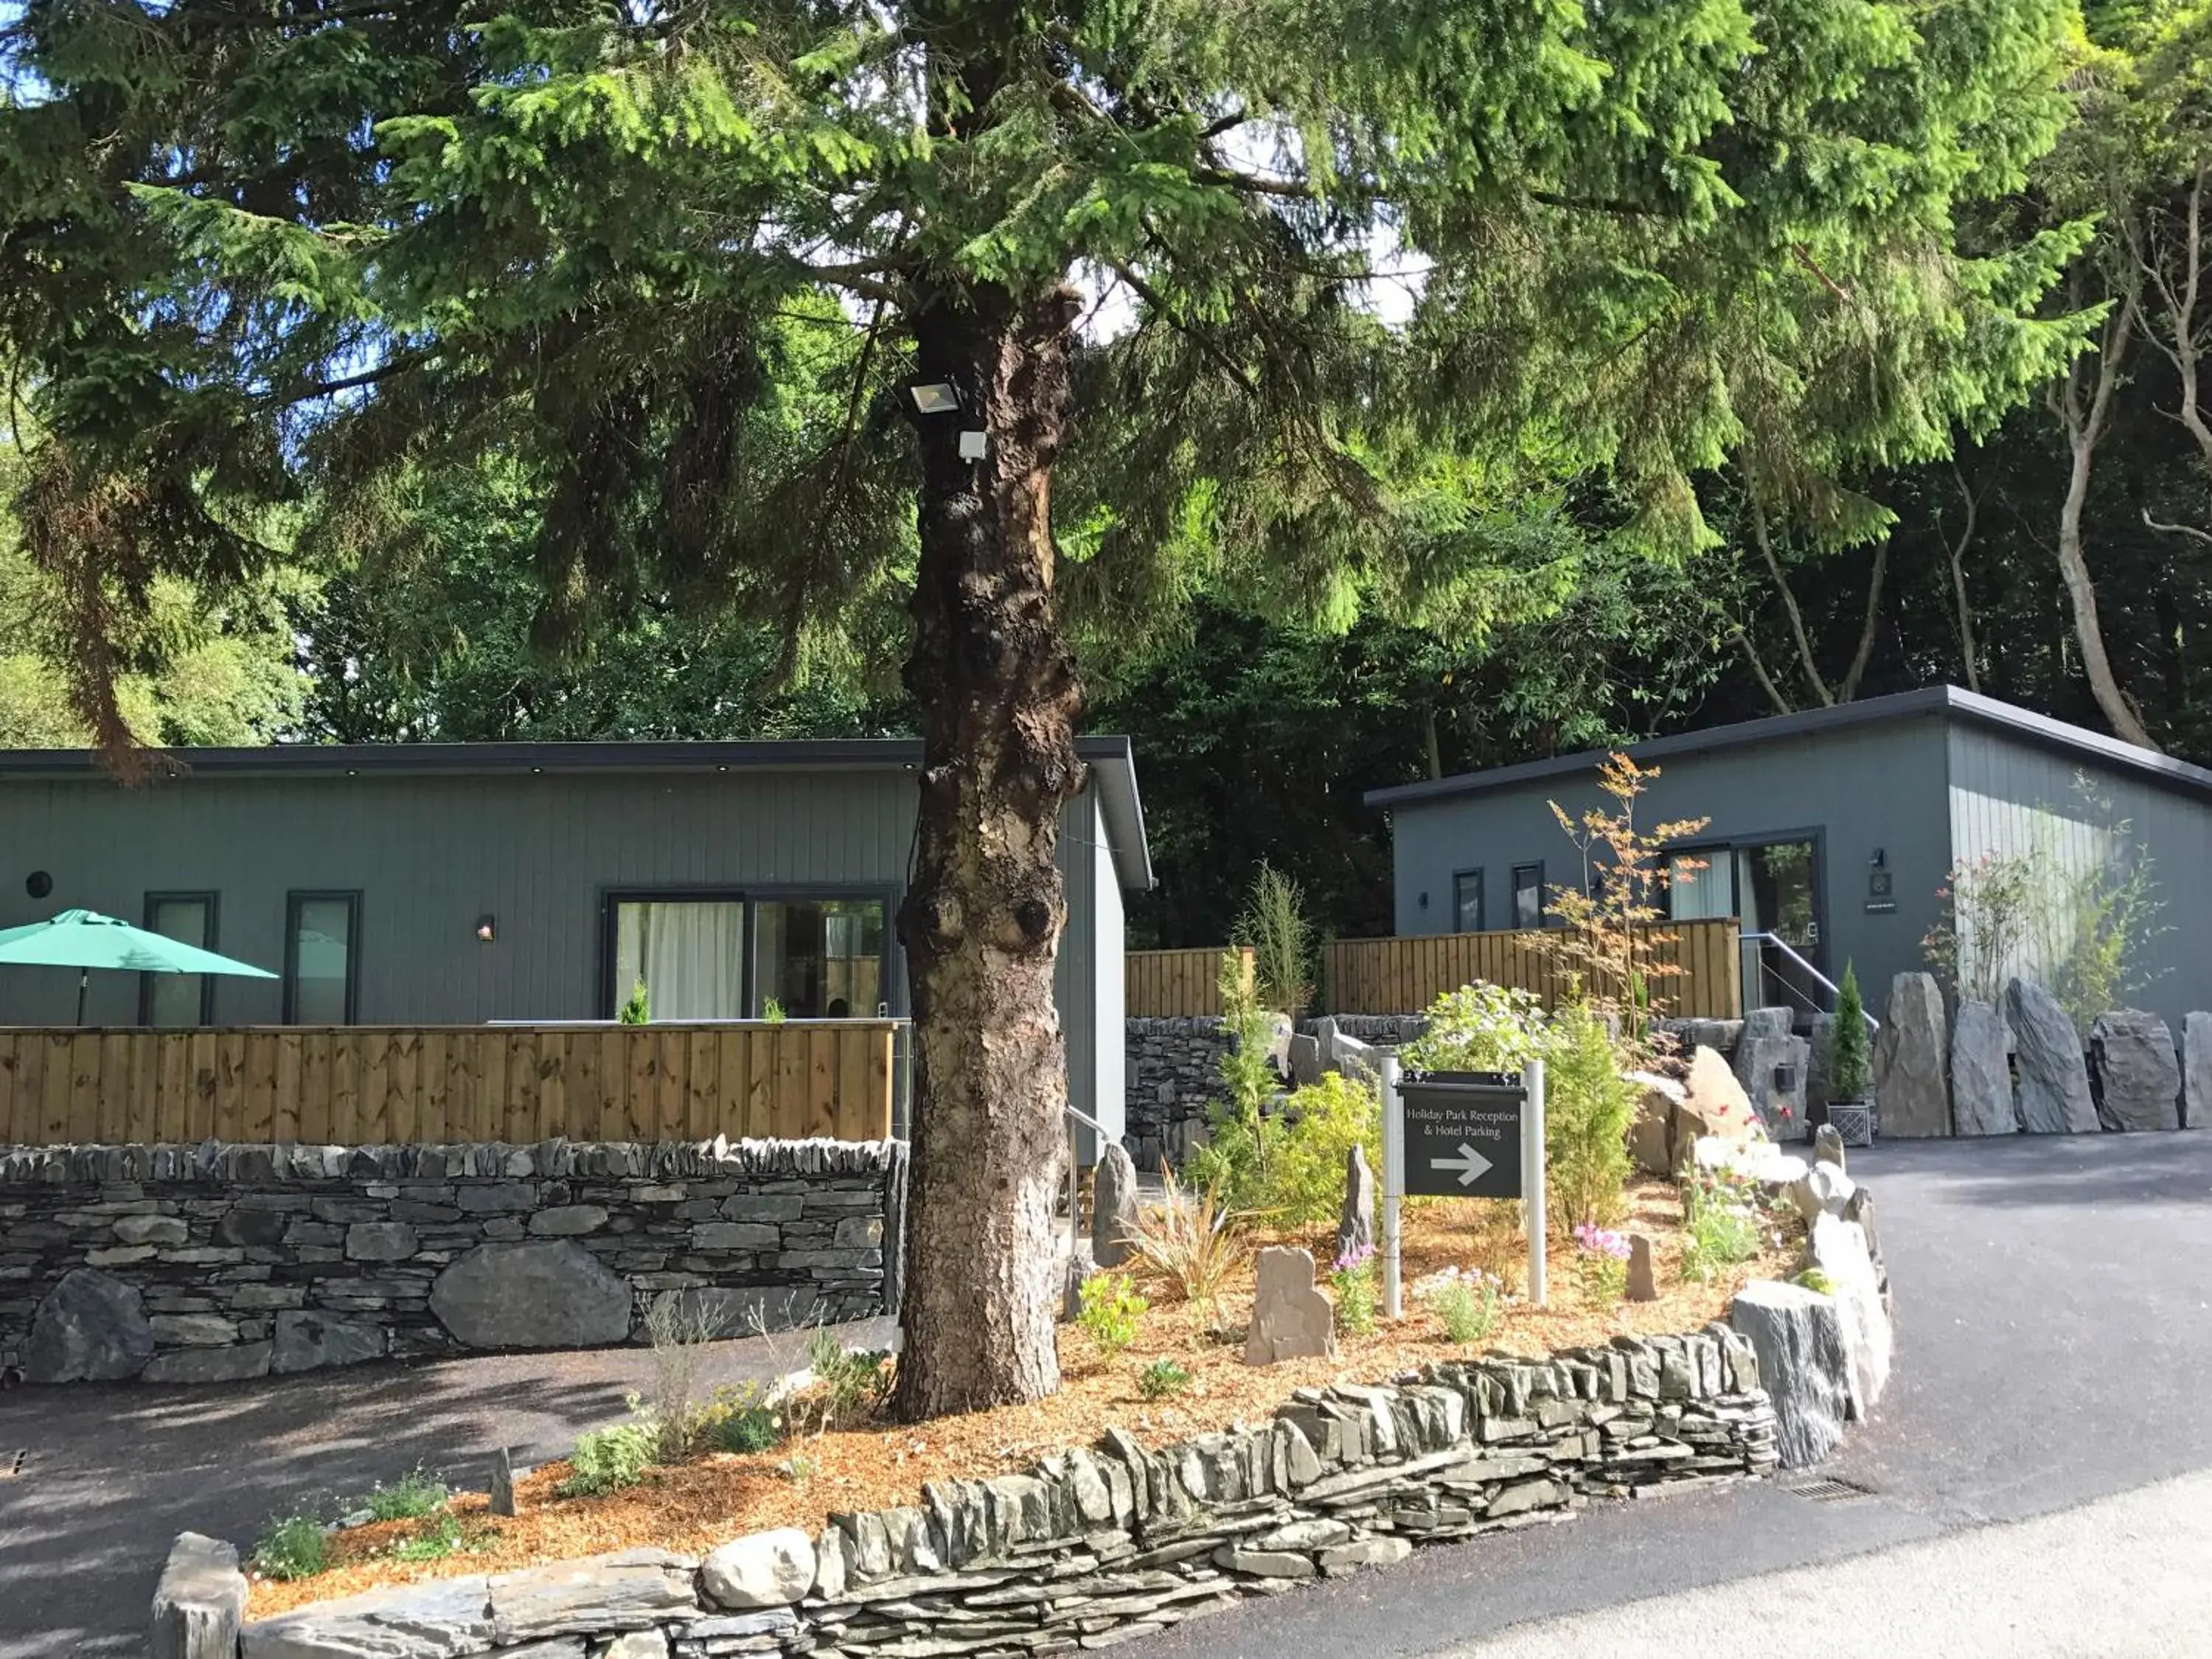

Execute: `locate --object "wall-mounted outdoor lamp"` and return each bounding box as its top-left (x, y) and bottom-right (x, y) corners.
top-left (24, 871), bottom-right (51, 900)
top-left (1868, 847), bottom-right (1886, 869)
top-left (476, 914), bottom-right (497, 943)
top-left (1418, 891), bottom-right (1429, 909)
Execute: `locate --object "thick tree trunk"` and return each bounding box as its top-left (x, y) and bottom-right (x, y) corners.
top-left (891, 282), bottom-right (1088, 1422)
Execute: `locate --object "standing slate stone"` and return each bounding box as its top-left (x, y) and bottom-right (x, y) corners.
top-left (1625, 1234), bottom-right (1658, 1303)
top-left (1871, 973), bottom-right (1950, 1138)
top-left (1950, 998), bottom-right (2014, 1136)
top-left (2008, 978), bottom-right (2099, 1134)
top-left (1729, 1279), bottom-right (1851, 1468)
top-left (490, 1447), bottom-right (518, 1517)
top-left (2186, 1012), bottom-right (2212, 1129)
top-left (1091, 1142), bottom-right (1141, 1269)
top-left (2088, 1010), bottom-right (2182, 1132)
top-left (1335, 1143), bottom-right (1375, 1262)
top-left (1243, 1247), bottom-right (1336, 1365)
top-left (151, 1533), bottom-right (246, 1659)
top-left (1812, 1123), bottom-right (1846, 1171)
top-left (24, 1267), bottom-right (155, 1383)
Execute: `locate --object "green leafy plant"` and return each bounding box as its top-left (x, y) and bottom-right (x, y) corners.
top-left (1429, 1272), bottom-right (1503, 1346)
top-left (641, 1291), bottom-right (726, 1459)
top-left (762, 996), bottom-right (787, 1023)
top-left (1237, 860), bottom-right (1313, 1018)
top-left (388, 1513), bottom-right (469, 1563)
top-left (1543, 1001), bottom-right (1639, 1228)
top-left (1572, 1222), bottom-right (1631, 1304)
top-left (557, 1419), bottom-right (657, 1498)
top-left (361, 1467), bottom-right (448, 1523)
top-left (1830, 962), bottom-right (1871, 1102)
top-left (1682, 1170), bottom-right (1764, 1284)
top-left (1126, 1164), bottom-right (1248, 1326)
top-left (1260, 1071), bottom-right (1380, 1230)
top-left (1187, 949), bottom-right (1282, 1206)
top-left (1402, 981), bottom-right (1553, 1075)
top-left (1138, 1358), bottom-right (1192, 1400)
top-left (1329, 1244), bottom-right (1378, 1336)
top-left (250, 1514), bottom-right (328, 1581)
top-left (1077, 1272), bottom-right (1149, 1359)
top-left (1795, 1267), bottom-right (1838, 1295)
top-left (714, 1402), bottom-right (783, 1454)
top-left (801, 1327), bottom-right (891, 1433)
top-left (618, 978), bottom-right (651, 1026)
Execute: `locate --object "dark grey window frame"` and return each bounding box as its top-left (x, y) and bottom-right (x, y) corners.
top-left (1450, 869), bottom-right (1485, 933)
top-left (598, 884), bottom-right (901, 1019)
top-left (140, 891), bottom-right (219, 1026)
top-left (1664, 826), bottom-right (1831, 966)
top-left (283, 891), bottom-right (362, 1025)
top-left (1511, 862), bottom-right (1545, 930)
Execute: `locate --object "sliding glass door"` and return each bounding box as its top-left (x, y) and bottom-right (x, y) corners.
top-left (1670, 838), bottom-right (1826, 1014)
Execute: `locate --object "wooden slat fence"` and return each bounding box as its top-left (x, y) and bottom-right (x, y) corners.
top-left (0, 1020), bottom-right (897, 1147)
top-left (1322, 919), bottom-right (1742, 1019)
top-left (1125, 946), bottom-right (1255, 1018)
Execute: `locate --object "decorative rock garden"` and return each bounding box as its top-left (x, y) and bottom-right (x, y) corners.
top-left (0, 1138), bottom-right (904, 1383)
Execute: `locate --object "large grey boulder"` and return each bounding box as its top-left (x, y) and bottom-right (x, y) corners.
top-left (2089, 1010), bottom-right (2182, 1132)
top-left (1950, 999), bottom-right (2014, 1135)
top-left (1872, 973), bottom-right (1950, 1137)
top-left (1627, 1071), bottom-right (1685, 1178)
top-left (243, 1576), bottom-right (495, 1659)
top-left (2187, 1012), bottom-right (2212, 1129)
top-left (1809, 1214), bottom-right (1891, 1420)
top-left (430, 1241), bottom-right (634, 1350)
top-left (1335, 1143), bottom-right (1375, 1262)
top-left (2008, 978), bottom-right (2099, 1133)
top-left (1730, 1279), bottom-right (1851, 1468)
top-left (1243, 1247), bottom-right (1336, 1366)
top-left (274, 1310), bottom-right (388, 1374)
top-left (701, 1528), bottom-right (816, 1609)
top-left (151, 1533), bottom-right (246, 1659)
top-left (24, 1267), bottom-right (154, 1383)
top-left (1091, 1142), bottom-right (1140, 1269)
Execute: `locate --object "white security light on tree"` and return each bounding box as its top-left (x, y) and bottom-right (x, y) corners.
top-left (958, 429), bottom-right (988, 460)
top-left (906, 380), bottom-right (961, 416)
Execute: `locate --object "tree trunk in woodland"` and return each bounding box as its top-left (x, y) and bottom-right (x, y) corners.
top-left (891, 283), bottom-right (1088, 1422)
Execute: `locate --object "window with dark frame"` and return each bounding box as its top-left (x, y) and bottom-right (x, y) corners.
top-left (1512, 863), bottom-right (1545, 930)
top-left (142, 892), bottom-right (217, 1027)
top-left (606, 890), bottom-right (891, 1020)
top-left (1451, 869), bottom-right (1484, 933)
top-left (285, 892), bottom-right (360, 1024)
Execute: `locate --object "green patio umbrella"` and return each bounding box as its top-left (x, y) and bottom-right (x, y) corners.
top-left (0, 908), bottom-right (278, 1024)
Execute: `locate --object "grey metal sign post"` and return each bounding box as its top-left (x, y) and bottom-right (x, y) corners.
top-left (1379, 1054), bottom-right (1545, 1318)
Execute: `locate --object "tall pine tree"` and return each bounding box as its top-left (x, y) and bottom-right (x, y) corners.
top-left (3, 0), bottom-right (2087, 1414)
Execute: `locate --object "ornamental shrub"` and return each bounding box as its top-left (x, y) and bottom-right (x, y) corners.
top-left (1402, 981), bottom-right (1552, 1075)
top-left (1077, 1272), bottom-right (1148, 1359)
top-left (557, 1419), bottom-right (656, 1497)
top-left (249, 1513), bottom-right (327, 1581)
top-left (1329, 1244), bottom-right (1378, 1336)
top-left (1257, 1072), bottom-right (1378, 1229)
top-left (1543, 1001), bottom-right (1638, 1228)
top-left (1830, 963), bottom-right (1871, 1101)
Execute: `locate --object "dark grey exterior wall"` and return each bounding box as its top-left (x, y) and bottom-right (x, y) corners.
top-left (1946, 725), bottom-right (2212, 1034)
top-left (1385, 712), bottom-right (1954, 1011)
top-left (0, 765), bottom-right (1130, 1140)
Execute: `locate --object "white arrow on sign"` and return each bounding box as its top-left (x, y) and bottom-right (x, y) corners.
top-left (1430, 1143), bottom-right (1494, 1187)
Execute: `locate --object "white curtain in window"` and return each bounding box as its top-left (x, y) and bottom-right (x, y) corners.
top-left (616, 902), bottom-right (743, 1020)
top-left (1668, 854), bottom-right (1731, 921)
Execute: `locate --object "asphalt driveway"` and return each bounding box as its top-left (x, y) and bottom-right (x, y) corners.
top-left (7, 1133), bottom-right (2211, 1657)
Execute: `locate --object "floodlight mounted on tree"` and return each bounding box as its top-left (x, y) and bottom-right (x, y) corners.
top-left (905, 379), bottom-right (961, 416)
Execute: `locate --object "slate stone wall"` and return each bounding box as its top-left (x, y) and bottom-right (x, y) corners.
top-left (0, 1138), bottom-right (905, 1386)
top-left (220, 1327), bottom-right (1778, 1659)
top-left (1124, 1018), bottom-right (1237, 1170)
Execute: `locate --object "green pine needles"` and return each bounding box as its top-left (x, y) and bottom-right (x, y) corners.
top-left (1831, 963), bottom-right (1872, 1103)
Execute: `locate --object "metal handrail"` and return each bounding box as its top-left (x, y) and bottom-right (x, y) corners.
top-left (1064, 1102), bottom-right (1118, 1259)
top-left (1738, 931), bottom-right (1879, 1032)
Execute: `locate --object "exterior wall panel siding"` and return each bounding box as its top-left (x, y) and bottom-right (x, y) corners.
top-left (1946, 726), bottom-right (2212, 1034)
top-left (0, 770), bottom-right (1124, 1100)
top-left (1385, 715), bottom-right (1952, 1015)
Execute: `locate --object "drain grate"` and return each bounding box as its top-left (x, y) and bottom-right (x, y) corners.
top-left (1780, 1474), bottom-right (1871, 1503)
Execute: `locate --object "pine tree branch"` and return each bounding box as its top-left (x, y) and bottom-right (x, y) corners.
top-left (1108, 261), bottom-right (1259, 394)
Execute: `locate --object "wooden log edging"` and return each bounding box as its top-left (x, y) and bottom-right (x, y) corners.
top-left (206, 1326), bottom-right (1782, 1658)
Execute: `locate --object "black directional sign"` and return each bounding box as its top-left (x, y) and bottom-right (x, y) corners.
top-left (1399, 1071), bottom-right (1526, 1200)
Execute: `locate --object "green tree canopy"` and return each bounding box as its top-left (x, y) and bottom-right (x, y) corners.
top-left (3, 0), bottom-right (2092, 1415)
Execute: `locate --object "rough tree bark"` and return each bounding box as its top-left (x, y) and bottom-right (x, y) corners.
top-left (890, 282), bottom-right (1089, 1422)
top-left (1941, 462), bottom-right (1982, 694)
top-left (2052, 276), bottom-right (2159, 751)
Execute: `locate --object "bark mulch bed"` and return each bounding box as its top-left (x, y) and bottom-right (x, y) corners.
top-left (249, 1177), bottom-right (1791, 1615)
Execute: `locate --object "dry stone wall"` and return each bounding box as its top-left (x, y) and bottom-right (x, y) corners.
top-left (0, 1138), bottom-right (904, 1385)
top-left (1124, 1018), bottom-right (1238, 1169)
top-left (209, 1329), bottom-right (1778, 1659)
